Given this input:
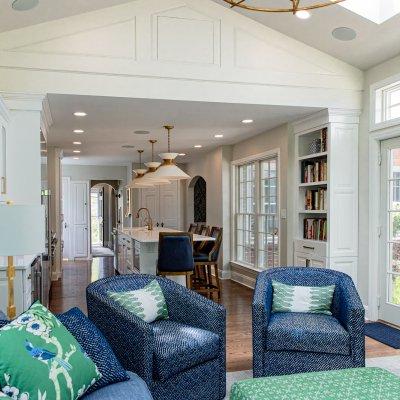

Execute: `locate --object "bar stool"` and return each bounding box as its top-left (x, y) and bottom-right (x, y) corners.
top-left (193, 227), bottom-right (223, 301)
top-left (157, 232), bottom-right (194, 288)
top-left (188, 223), bottom-right (198, 233)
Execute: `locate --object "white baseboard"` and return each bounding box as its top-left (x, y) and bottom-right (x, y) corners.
top-left (220, 269), bottom-right (231, 280)
top-left (231, 270), bottom-right (256, 289)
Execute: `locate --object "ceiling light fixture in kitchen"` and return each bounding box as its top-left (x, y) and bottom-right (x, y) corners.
top-left (127, 150), bottom-right (154, 188)
top-left (143, 140), bottom-right (171, 186)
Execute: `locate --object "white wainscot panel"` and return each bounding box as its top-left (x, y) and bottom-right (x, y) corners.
top-left (10, 20), bottom-right (136, 60)
top-left (153, 6), bottom-right (220, 65)
top-left (329, 258), bottom-right (357, 286)
top-left (233, 28), bottom-right (332, 75)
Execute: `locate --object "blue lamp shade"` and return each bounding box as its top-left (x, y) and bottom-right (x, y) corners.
top-left (0, 205), bottom-right (45, 256)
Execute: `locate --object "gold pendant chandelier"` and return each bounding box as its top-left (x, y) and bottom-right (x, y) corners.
top-left (222, 0), bottom-right (344, 13)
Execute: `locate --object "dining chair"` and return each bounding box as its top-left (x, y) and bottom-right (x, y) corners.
top-left (157, 232), bottom-right (194, 288)
top-left (193, 227), bottom-right (223, 301)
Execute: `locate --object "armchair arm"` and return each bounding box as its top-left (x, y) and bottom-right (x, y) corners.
top-left (252, 272), bottom-right (273, 377)
top-left (86, 289), bottom-right (154, 385)
top-left (333, 276), bottom-right (365, 365)
top-left (162, 280), bottom-right (226, 337)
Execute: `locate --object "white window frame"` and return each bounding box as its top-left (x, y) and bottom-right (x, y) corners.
top-left (371, 73), bottom-right (400, 132)
top-left (231, 149), bottom-right (280, 271)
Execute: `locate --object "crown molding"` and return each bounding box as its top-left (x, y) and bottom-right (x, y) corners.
top-left (0, 92), bottom-right (45, 111)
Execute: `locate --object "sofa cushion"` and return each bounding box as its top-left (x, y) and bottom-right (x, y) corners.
top-left (58, 308), bottom-right (129, 394)
top-left (266, 312), bottom-right (350, 356)
top-left (152, 320), bottom-right (220, 381)
top-left (82, 371), bottom-right (153, 400)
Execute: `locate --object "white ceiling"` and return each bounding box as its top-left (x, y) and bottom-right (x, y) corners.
top-left (212, 0), bottom-right (400, 70)
top-left (2, 0), bottom-right (398, 69)
top-left (46, 94), bottom-right (319, 165)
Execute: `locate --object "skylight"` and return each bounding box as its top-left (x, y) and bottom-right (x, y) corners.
top-left (339, 0), bottom-right (400, 24)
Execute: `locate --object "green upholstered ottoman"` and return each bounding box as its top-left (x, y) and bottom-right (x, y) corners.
top-left (230, 368), bottom-right (400, 400)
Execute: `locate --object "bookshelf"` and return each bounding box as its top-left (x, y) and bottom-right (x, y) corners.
top-left (292, 110), bottom-right (359, 283)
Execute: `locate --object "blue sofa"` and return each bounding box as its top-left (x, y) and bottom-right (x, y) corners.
top-left (86, 275), bottom-right (226, 400)
top-left (252, 267), bottom-right (365, 377)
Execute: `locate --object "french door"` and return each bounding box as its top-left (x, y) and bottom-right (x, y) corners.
top-left (379, 137), bottom-right (400, 325)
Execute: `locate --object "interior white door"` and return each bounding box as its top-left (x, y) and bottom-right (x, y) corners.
top-left (379, 137), bottom-right (400, 325)
top-left (61, 177), bottom-right (71, 259)
top-left (159, 181), bottom-right (179, 228)
top-left (71, 181), bottom-right (89, 258)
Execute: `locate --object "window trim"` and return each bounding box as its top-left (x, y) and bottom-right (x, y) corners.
top-left (371, 73), bottom-right (400, 132)
top-left (231, 148), bottom-right (281, 271)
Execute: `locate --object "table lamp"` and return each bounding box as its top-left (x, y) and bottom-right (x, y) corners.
top-left (0, 204), bottom-right (45, 319)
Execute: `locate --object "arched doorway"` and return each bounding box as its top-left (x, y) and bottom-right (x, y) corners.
top-left (187, 176), bottom-right (207, 225)
top-left (90, 181), bottom-right (118, 257)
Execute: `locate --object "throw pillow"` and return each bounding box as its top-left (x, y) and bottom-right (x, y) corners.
top-left (108, 279), bottom-right (168, 323)
top-left (0, 302), bottom-right (101, 400)
top-left (272, 280), bottom-right (335, 315)
top-left (58, 307), bottom-right (129, 394)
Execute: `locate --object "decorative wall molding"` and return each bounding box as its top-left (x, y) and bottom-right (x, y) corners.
top-left (1, 92), bottom-right (44, 111)
top-left (0, 96), bottom-right (10, 122)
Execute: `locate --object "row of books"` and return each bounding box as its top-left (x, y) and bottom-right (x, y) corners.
top-left (302, 160), bottom-right (328, 183)
top-left (303, 218), bottom-right (327, 241)
top-left (305, 188), bottom-right (327, 211)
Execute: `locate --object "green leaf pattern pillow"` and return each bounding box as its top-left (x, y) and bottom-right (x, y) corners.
top-left (272, 280), bottom-right (335, 315)
top-left (0, 302), bottom-right (101, 400)
top-left (108, 279), bottom-right (168, 323)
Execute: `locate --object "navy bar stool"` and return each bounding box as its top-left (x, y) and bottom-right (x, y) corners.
top-left (188, 223), bottom-right (198, 233)
top-left (157, 232), bottom-right (194, 288)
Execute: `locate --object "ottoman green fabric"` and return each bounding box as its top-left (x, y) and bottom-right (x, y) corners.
top-left (230, 368), bottom-right (400, 400)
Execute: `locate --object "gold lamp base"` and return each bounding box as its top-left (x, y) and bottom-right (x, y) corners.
top-left (7, 256), bottom-right (16, 320)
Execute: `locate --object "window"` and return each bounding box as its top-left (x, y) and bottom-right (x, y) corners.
top-left (374, 79), bottom-right (400, 126)
top-left (234, 155), bottom-right (279, 269)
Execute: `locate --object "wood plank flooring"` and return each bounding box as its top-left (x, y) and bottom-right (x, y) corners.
top-left (49, 258), bottom-right (400, 372)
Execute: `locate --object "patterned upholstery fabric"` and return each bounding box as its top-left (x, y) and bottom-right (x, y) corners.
top-left (86, 274), bottom-right (226, 400)
top-left (152, 320), bottom-right (220, 381)
top-left (58, 307), bottom-right (129, 393)
top-left (82, 371), bottom-right (153, 400)
top-left (266, 312), bottom-right (350, 355)
top-left (253, 267), bottom-right (365, 378)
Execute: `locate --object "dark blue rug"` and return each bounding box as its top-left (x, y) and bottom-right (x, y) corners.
top-left (365, 322), bottom-right (400, 349)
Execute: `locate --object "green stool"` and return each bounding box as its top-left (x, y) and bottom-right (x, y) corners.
top-left (230, 368), bottom-right (400, 400)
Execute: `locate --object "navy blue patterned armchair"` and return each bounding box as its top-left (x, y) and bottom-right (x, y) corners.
top-left (253, 267), bottom-right (365, 377)
top-left (87, 275), bottom-right (226, 400)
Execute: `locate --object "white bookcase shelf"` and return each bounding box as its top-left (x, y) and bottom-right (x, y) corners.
top-left (291, 109), bottom-right (359, 284)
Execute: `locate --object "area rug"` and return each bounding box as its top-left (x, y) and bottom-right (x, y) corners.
top-left (224, 356), bottom-right (400, 399)
top-left (365, 322), bottom-right (400, 348)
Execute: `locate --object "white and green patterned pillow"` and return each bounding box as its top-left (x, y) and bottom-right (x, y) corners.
top-left (272, 280), bottom-right (335, 315)
top-left (108, 279), bottom-right (168, 323)
top-left (0, 302), bottom-right (101, 400)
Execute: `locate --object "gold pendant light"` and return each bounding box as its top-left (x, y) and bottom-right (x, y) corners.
top-left (151, 125), bottom-right (191, 181)
top-left (127, 150), bottom-right (154, 188)
top-left (222, 0), bottom-right (344, 13)
top-left (144, 140), bottom-right (171, 185)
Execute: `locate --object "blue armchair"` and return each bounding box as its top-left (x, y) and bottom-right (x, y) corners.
top-left (253, 267), bottom-right (365, 377)
top-left (86, 275), bottom-right (226, 400)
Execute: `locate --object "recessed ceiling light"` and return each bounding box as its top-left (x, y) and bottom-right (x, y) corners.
top-left (73, 141), bottom-right (82, 145)
top-left (73, 129), bottom-right (84, 134)
top-left (122, 145), bottom-right (135, 149)
top-left (214, 134), bottom-right (224, 138)
top-left (134, 130), bottom-right (150, 135)
top-left (178, 153), bottom-right (186, 156)
top-left (242, 119), bottom-right (253, 124)
top-left (194, 145), bottom-right (202, 148)
top-left (332, 27), bottom-right (357, 41)
top-left (73, 157), bottom-right (80, 160)
top-left (73, 150), bottom-right (81, 153)
top-left (12, 0), bottom-right (39, 11)
top-left (295, 10), bottom-right (311, 19)
top-left (73, 111), bottom-right (87, 117)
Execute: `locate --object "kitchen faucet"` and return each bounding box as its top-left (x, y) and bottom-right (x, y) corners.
top-left (136, 208), bottom-right (153, 231)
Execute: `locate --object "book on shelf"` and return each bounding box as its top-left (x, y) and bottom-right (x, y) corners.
top-left (303, 218), bottom-right (327, 241)
top-left (302, 160), bottom-right (328, 183)
top-left (305, 188), bottom-right (327, 211)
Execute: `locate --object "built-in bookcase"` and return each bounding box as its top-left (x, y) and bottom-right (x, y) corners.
top-left (292, 110), bottom-right (359, 284)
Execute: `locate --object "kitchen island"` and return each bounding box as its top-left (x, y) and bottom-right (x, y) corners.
top-left (115, 227), bottom-right (214, 284)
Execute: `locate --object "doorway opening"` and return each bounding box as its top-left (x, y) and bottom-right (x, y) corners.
top-left (187, 176), bottom-right (207, 225)
top-left (90, 181), bottom-right (118, 258)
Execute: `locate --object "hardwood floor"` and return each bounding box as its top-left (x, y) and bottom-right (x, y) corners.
top-left (49, 258), bottom-right (400, 372)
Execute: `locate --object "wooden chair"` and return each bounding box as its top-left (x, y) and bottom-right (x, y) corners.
top-left (188, 223), bottom-right (198, 233)
top-left (157, 232), bottom-right (194, 288)
top-left (193, 227), bottom-right (223, 301)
